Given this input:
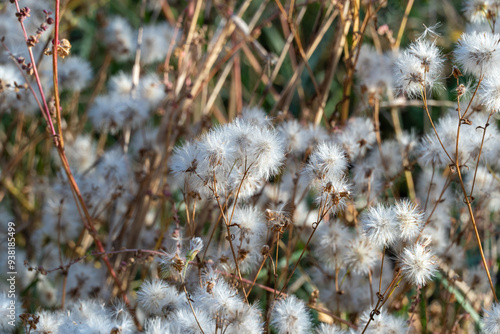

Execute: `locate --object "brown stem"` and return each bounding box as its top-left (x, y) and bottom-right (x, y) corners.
top-left (469, 112), bottom-right (494, 197)
top-left (183, 285), bottom-right (206, 334)
top-left (278, 200), bottom-right (334, 297)
top-left (421, 86), bottom-right (453, 163)
top-left (245, 255), bottom-right (268, 298)
top-left (52, 0), bottom-right (64, 148)
top-left (211, 173), bottom-right (249, 303)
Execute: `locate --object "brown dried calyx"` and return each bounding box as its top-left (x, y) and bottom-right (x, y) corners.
top-left (45, 39), bottom-right (72, 58)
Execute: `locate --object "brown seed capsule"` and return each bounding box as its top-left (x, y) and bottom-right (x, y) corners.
top-left (452, 66), bottom-right (463, 78)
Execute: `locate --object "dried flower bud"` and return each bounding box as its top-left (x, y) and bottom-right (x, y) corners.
top-left (27, 35), bottom-right (39, 47)
top-left (16, 7), bottom-right (31, 22)
top-left (452, 66), bottom-right (462, 78)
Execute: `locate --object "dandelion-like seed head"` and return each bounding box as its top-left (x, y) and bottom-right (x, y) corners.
top-left (455, 31), bottom-right (500, 77)
top-left (361, 204), bottom-right (399, 248)
top-left (399, 242), bottom-right (437, 286)
top-left (343, 237), bottom-right (378, 275)
top-left (480, 70), bottom-right (500, 112)
top-left (481, 303), bottom-right (500, 333)
top-left (394, 199), bottom-right (424, 240)
top-left (270, 295), bottom-right (312, 334)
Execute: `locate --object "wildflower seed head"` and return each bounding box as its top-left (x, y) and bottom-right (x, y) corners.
top-left (278, 119), bottom-right (308, 154)
top-left (344, 236), bottom-right (378, 275)
top-left (315, 221), bottom-right (352, 268)
top-left (315, 323), bottom-right (346, 334)
top-left (464, 0), bottom-right (497, 23)
top-left (394, 199), bottom-right (425, 241)
top-left (481, 303), bottom-right (500, 333)
top-left (359, 307), bottom-right (408, 334)
top-left (455, 31), bottom-right (500, 77)
top-left (241, 106), bottom-right (272, 127)
top-left (361, 203), bottom-right (399, 248)
top-left (270, 295), bottom-right (312, 334)
top-left (395, 40), bottom-right (444, 98)
top-left (102, 17), bottom-right (134, 61)
top-left (304, 142), bottom-right (348, 184)
top-left (338, 117), bottom-right (376, 161)
top-left (57, 56), bottom-right (92, 92)
top-left (479, 70), bottom-right (500, 112)
top-left (140, 23), bottom-right (177, 65)
top-left (144, 317), bottom-right (173, 334)
top-left (399, 242), bottom-right (437, 286)
top-left (314, 177), bottom-right (351, 214)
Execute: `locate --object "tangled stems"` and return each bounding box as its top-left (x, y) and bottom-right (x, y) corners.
top-left (360, 270), bottom-right (403, 334)
top-left (217, 270), bottom-right (358, 330)
top-left (210, 170), bottom-right (250, 304)
top-left (11, 0), bottom-right (135, 313)
top-left (277, 197), bottom-right (336, 298)
top-left (423, 78), bottom-right (498, 302)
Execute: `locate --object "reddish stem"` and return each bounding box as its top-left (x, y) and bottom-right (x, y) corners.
top-left (13, 0), bottom-right (57, 139)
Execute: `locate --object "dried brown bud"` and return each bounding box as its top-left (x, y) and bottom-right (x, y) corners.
top-left (452, 66), bottom-right (462, 78)
top-left (27, 35), bottom-right (38, 47)
top-left (57, 39), bottom-right (72, 58)
top-left (261, 245), bottom-right (270, 256)
top-left (206, 280), bottom-right (214, 294)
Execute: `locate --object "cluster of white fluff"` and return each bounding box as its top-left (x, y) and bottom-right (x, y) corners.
top-left (135, 269), bottom-right (264, 334)
top-left (89, 72), bottom-right (165, 133)
top-left (395, 39), bottom-right (444, 98)
top-left (171, 111), bottom-right (286, 199)
top-left (4, 0), bottom-right (500, 333)
top-left (101, 17), bottom-right (177, 63)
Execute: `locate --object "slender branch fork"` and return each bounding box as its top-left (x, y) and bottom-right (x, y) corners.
top-left (451, 76), bottom-right (498, 302)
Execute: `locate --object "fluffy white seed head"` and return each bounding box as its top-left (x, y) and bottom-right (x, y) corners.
top-left (464, 0), bottom-right (497, 23)
top-left (172, 307), bottom-right (215, 334)
top-left (480, 70), bottom-right (500, 112)
top-left (57, 56), bottom-right (92, 92)
top-left (455, 32), bottom-right (500, 77)
top-left (137, 279), bottom-right (180, 317)
top-left (344, 236), bottom-right (378, 275)
top-left (278, 120), bottom-right (308, 154)
top-left (314, 177), bottom-right (351, 214)
top-left (271, 295), bottom-right (312, 334)
top-left (242, 106), bottom-right (272, 127)
top-left (188, 237), bottom-right (204, 255)
top-left (315, 323), bottom-right (347, 334)
top-left (399, 242), bottom-right (437, 286)
top-left (481, 303), bottom-right (500, 333)
top-left (304, 142), bottom-right (348, 184)
top-left (315, 221), bottom-right (352, 268)
top-left (361, 204), bottom-right (399, 248)
top-left (395, 40), bottom-right (444, 98)
top-left (102, 17), bottom-right (134, 61)
top-left (338, 117), bottom-right (376, 161)
top-left (359, 307), bottom-right (408, 334)
top-left (394, 199), bottom-right (425, 241)
top-left (141, 23), bottom-right (177, 65)
top-left (144, 317), bottom-right (173, 334)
